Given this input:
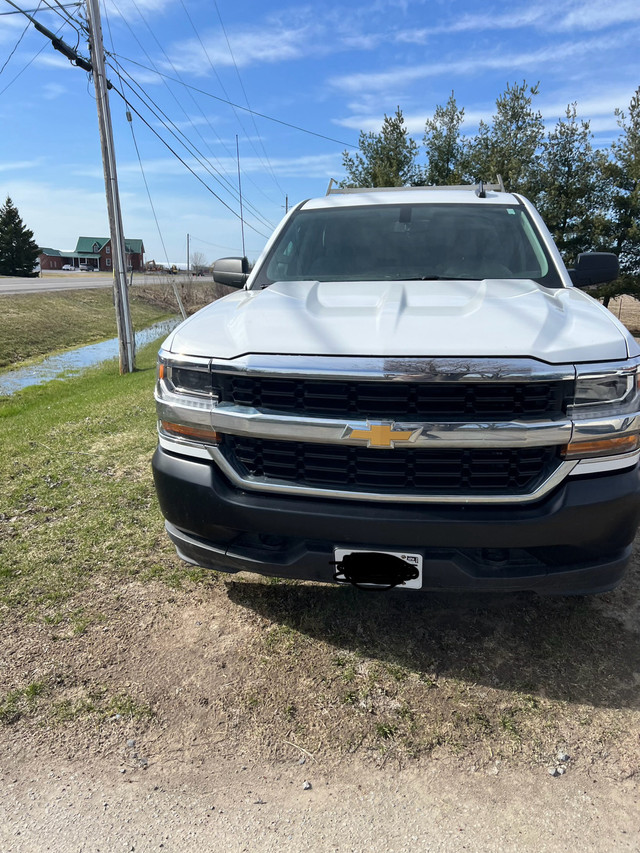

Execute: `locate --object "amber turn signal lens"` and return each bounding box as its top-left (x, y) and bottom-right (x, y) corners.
top-left (562, 433), bottom-right (640, 459)
top-left (161, 420), bottom-right (220, 443)
top-left (158, 362), bottom-right (166, 380)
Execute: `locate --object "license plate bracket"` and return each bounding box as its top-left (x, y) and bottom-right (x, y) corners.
top-left (333, 548), bottom-right (423, 589)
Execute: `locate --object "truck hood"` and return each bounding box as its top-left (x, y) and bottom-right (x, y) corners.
top-left (163, 279), bottom-right (631, 364)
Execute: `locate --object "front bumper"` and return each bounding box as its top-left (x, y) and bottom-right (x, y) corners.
top-left (152, 445), bottom-right (640, 594)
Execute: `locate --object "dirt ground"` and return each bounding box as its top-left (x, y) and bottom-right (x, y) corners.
top-left (1, 750), bottom-right (637, 852)
top-left (1, 556), bottom-right (639, 852)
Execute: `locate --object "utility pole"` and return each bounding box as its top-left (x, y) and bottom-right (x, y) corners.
top-left (236, 135), bottom-right (246, 257)
top-left (86, 0), bottom-right (135, 373)
top-left (186, 233), bottom-right (190, 273)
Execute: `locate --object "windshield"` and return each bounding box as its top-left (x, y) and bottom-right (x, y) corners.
top-left (254, 203), bottom-right (562, 288)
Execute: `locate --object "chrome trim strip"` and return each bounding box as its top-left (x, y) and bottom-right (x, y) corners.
top-left (208, 405), bottom-right (572, 448)
top-left (158, 433), bottom-right (213, 460)
top-left (158, 351), bottom-right (211, 368)
top-left (575, 358), bottom-right (640, 377)
top-left (571, 414), bottom-right (640, 442)
top-left (155, 381), bottom-right (217, 430)
top-left (207, 446), bottom-right (577, 504)
top-left (570, 450), bottom-right (640, 476)
top-left (198, 353), bottom-right (576, 383)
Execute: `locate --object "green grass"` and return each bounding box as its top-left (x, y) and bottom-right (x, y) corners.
top-left (0, 288), bottom-right (175, 369)
top-left (0, 682), bottom-right (47, 723)
top-left (0, 339), bottom-right (194, 617)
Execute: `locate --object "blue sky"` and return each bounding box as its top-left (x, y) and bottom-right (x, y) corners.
top-left (0, 0), bottom-right (639, 265)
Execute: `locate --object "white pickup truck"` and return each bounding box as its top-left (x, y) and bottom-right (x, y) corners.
top-left (152, 185), bottom-right (640, 594)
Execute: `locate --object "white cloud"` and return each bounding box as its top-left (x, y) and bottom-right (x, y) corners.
top-left (0, 15), bottom-right (28, 45)
top-left (330, 48), bottom-right (554, 96)
top-left (102, 0), bottom-right (174, 18)
top-left (166, 23), bottom-right (314, 75)
top-left (394, 0), bottom-right (640, 42)
top-left (556, 0), bottom-right (640, 30)
top-left (330, 30), bottom-right (636, 97)
top-left (0, 159), bottom-right (45, 173)
top-left (162, 4), bottom-right (389, 76)
top-left (395, 7), bottom-right (545, 43)
top-left (34, 53), bottom-right (75, 70)
top-left (42, 83), bottom-right (66, 100)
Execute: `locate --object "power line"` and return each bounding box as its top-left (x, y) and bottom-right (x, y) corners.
top-left (4, 0), bottom-right (270, 238)
top-left (107, 0), bottom-right (277, 223)
top-left (212, 0), bottom-right (285, 196)
top-left (111, 0), bottom-right (235, 179)
top-left (112, 52), bottom-right (357, 149)
top-left (108, 82), bottom-right (270, 238)
top-left (177, 0), bottom-right (284, 199)
top-left (2, 0), bottom-right (91, 70)
top-left (0, 1), bottom-right (39, 77)
top-left (188, 233), bottom-right (263, 254)
top-left (106, 59), bottom-right (273, 233)
top-left (41, 0), bottom-right (85, 31)
top-left (0, 2), bottom-right (79, 13)
top-left (101, 2), bottom-right (171, 268)
top-left (0, 17), bottom-right (67, 96)
top-left (119, 0), bottom-right (281, 213)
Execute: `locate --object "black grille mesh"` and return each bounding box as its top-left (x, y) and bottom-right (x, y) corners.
top-left (215, 374), bottom-right (567, 420)
top-left (223, 436), bottom-right (558, 495)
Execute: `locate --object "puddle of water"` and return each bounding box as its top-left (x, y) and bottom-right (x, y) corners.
top-left (0, 318), bottom-right (180, 396)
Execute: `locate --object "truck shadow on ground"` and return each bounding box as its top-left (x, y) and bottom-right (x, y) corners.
top-left (225, 559), bottom-right (640, 710)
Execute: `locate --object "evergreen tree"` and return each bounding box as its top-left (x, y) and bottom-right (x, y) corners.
top-left (591, 87), bottom-right (640, 305)
top-left (0, 197), bottom-right (39, 277)
top-left (341, 107), bottom-right (421, 187)
top-left (606, 88), bottom-right (640, 274)
top-left (423, 91), bottom-right (466, 185)
top-left (465, 81), bottom-right (544, 193)
top-left (536, 104), bottom-right (602, 265)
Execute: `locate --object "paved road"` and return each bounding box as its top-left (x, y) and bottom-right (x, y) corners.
top-left (0, 271), bottom-right (194, 295)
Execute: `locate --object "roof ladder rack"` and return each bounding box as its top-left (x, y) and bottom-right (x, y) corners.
top-left (326, 176), bottom-right (506, 195)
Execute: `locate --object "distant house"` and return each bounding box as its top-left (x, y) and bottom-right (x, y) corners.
top-left (37, 237), bottom-right (145, 272)
top-left (38, 247), bottom-right (65, 271)
top-left (74, 237), bottom-right (145, 272)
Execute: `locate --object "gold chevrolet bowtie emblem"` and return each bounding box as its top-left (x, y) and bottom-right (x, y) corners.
top-left (345, 423), bottom-right (420, 448)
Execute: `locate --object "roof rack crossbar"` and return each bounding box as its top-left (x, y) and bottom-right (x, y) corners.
top-left (326, 180), bottom-right (506, 195)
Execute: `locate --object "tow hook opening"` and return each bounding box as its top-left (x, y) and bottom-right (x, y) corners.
top-left (331, 552), bottom-right (419, 591)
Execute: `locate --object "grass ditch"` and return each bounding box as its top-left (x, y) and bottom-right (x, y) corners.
top-left (0, 340), bottom-right (202, 612)
top-left (0, 338), bottom-right (639, 774)
top-left (0, 288), bottom-right (175, 369)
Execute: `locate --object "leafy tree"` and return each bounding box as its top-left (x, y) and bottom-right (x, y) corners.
top-left (536, 104), bottom-right (602, 265)
top-left (0, 197), bottom-right (39, 277)
top-left (341, 107), bottom-right (421, 187)
top-left (423, 91), bottom-right (466, 185)
top-left (465, 81), bottom-right (544, 193)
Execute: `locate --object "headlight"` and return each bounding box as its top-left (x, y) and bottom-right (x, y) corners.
top-left (566, 362), bottom-right (640, 460)
top-left (158, 357), bottom-right (216, 398)
top-left (156, 355), bottom-right (220, 445)
top-left (573, 372), bottom-right (636, 407)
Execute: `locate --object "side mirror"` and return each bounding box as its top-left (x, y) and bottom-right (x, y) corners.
top-left (212, 256), bottom-right (250, 288)
top-left (569, 252), bottom-right (619, 288)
